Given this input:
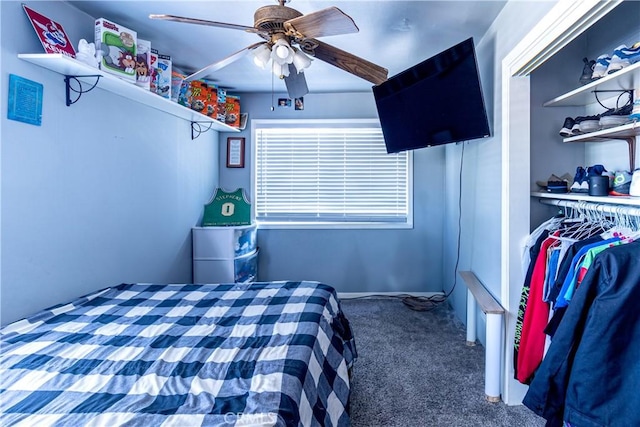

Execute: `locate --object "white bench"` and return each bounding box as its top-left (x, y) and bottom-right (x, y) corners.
top-left (459, 270), bottom-right (505, 403)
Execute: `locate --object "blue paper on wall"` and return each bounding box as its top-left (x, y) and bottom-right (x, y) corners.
top-left (8, 74), bottom-right (43, 126)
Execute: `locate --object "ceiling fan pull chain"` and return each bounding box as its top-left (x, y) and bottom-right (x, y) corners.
top-left (271, 72), bottom-right (275, 111)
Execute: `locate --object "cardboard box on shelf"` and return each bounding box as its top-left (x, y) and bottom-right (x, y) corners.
top-left (95, 18), bottom-right (137, 82)
top-left (149, 48), bottom-right (158, 93)
top-left (225, 95), bottom-right (241, 128)
top-left (170, 71), bottom-right (185, 102)
top-left (216, 88), bottom-right (227, 123)
top-left (135, 38), bottom-right (151, 89)
top-left (155, 53), bottom-right (172, 98)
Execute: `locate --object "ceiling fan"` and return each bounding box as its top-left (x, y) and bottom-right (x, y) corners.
top-left (149, 0), bottom-right (388, 98)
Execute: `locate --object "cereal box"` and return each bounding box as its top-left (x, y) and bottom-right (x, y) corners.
top-left (216, 88), bottom-right (227, 123)
top-left (183, 80), bottom-right (218, 117)
top-left (204, 81), bottom-right (219, 118)
top-left (95, 18), bottom-right (137, 82)
top-left (135, 38), bottom-right (151, 89)
top-left (170, 71), bottom-right (185, 103)
top-left (155, 53), bottom-right (172, 98)
top-left (177, 80), bottom-right (191, 107)
top-left (149, 48), bottom-right (159, 93)
top-left (225, 95), bottom-right (241, 128)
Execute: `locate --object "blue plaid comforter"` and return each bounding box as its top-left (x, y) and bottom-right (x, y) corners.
top-left (0, 281), bottom-right (356, 426)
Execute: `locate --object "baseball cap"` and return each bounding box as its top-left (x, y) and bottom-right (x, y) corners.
top-left (609, 170), bottom-right (632, 196)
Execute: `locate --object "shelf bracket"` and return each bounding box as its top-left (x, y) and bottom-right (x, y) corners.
top-left (624, 137), bottom-right (636, 172)
top-left (592, 89), bottom-right (633, 109)
top-left (64, 75), bottom-right (101, 106)
top-left (191, 121), bottom-right (213, 140)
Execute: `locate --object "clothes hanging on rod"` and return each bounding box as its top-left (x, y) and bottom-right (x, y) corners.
top-left (523, 241), bottom-right (640, 427)
top-left (519, 200), bottom-right (640, 426)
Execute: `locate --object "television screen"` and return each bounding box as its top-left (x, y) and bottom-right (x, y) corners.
top-left (373, 37), bottom-right (490, 153)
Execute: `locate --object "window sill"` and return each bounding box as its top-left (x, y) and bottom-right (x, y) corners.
top-left (256, 221), bottom-right (413, 230)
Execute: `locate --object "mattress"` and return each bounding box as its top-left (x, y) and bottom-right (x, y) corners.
top-left (0, 281), bottom-right (356, 426)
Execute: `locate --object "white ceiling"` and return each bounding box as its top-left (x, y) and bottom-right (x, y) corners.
top-left (67, 0), bottom-right (506, 94)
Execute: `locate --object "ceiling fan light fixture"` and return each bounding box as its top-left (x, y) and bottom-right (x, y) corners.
top-left (272, 61), bottom-right (290, 78)
top-left (271, 38), bottom-right (294, 64)
top-left (292, 49), bottom-right (312, 73)
top-left (252, 44), bottom-right (271, 69)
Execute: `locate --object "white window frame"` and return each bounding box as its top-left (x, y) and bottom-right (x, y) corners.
top-left (251, 119), bottom-right (413, 229)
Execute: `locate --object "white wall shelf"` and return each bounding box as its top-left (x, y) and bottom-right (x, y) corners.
top-left (18, 53), bottom-right (240, 137)
top-left (562, 121), bottom-right (640, 143)
top-left (543, 61), bottom-right (640, 107)
top-left (563, 122), bottom-right (639, 171)
top-left (531, 191), bottom-right (640, 207)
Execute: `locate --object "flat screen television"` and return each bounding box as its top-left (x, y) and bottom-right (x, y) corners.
top-left (373, 37), bottom-right (491, 153)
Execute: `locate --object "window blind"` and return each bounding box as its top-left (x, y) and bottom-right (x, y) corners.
top-left (255, 124), bottom-right (410, 224)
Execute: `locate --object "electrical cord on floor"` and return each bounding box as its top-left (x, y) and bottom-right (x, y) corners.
top-left (403, 142), bottom-right (465, 311)
top-left (401, 293), bottom-right (447, 311)
top-left (341, 293), bottom-right (446, 311)
top-left (342, 143), bottom-right (465, 313)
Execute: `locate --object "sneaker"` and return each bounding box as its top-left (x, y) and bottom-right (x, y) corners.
top-left (576, 115), bottom-right (601, 133)
top-left (630, 97), bottom-right (640, 122)
top-left (591, 54), bottom-right (611, 79)
top-left (599, 105), bottom-right (632, 128)
top-left (609, 170), bottom-right (633, 196)
top-left (607, 43), bottom-right (640, 74)
top-left (579, 57), bottom-right (596, 85)
top-left (559, 117), bottom-right (575, 137)
top-left (570, 166), bottom-right (589, 193)
top-left (586, 164), bottom-right (607, 178)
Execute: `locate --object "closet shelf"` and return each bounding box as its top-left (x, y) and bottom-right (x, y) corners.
top-left (18, 53), bottom-right (239, 133)
top-left (531, 191), bottom-right (640, 207)
top-left (562, 122), bottom-right (640, 143)
top-left (562, 122), bottom-right (638, 171)
top-left (543, 61), bottom-right (640, 107)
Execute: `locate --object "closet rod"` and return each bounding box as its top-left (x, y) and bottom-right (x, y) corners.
top-left (539, 198), bottom-right (640, 216)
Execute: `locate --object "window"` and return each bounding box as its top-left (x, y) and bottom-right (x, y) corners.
top-left (253, 119), bottom-right (412, 228)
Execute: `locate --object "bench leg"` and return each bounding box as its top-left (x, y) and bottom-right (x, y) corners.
top-left (485, 313), bottom-right (502, 402)
top-left (466, 289), bottom-right (477, 346)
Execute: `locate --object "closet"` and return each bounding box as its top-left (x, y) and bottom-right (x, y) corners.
top-left (510, 0), bottom-right (640, 422)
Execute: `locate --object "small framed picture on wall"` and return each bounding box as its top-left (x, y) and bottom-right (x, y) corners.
top-left (226, 137), bottom-right (245, 168)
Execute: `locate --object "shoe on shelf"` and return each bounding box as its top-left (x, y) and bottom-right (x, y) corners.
top-left (600, 103), bottom-right (633, 128)
top-left (570, 166), bottom-right (589, 193)
top-left (610, 170), bottom-right (633, 196)
top-left (606, 43), bottom-right (640, 74)
top-left (630, 98), bottom-right (640, 122)
top-left (536, 173), bottom-right (572, 193)
top-left (579, 57), bottom-right (596, 85)
top-left (591, 54), bottom-right (611, 79)
top-left (559, 117), bottom-right (575, 137)
top-left (586, 164), bottom-right (607, 178)
top-left (575, 115), bottom-right (601, 134)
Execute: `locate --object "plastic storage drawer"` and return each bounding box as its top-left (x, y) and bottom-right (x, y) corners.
top-left (193, 248), bottom-right (259, 284)
top-left (192, 224), bottom-right (257, 259)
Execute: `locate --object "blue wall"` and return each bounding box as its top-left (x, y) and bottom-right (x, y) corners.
top-left (1, 1), bottom-right (448, 325)
top-left (218, 92), bottom-right (446, 294)
top-left (1, 1), bottom-right (219, 324)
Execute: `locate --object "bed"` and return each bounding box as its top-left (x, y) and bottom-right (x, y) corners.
top-left (0, 281), bottom-right (356, 426)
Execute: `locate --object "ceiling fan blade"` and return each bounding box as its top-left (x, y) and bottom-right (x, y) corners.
top-left (284, 7), bottom-right (358, 39)
top-left (311, 40), bottom-right (388, 86)
top-left (284, 64), bottom-right (309, 99)
top-left (149, 14), bottom-right (267, 36)
top-left (185, 42), bottom-right (266, 81)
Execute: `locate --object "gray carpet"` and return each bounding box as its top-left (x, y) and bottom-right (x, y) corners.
top-left (340, 298), bottom-right (545, 427)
